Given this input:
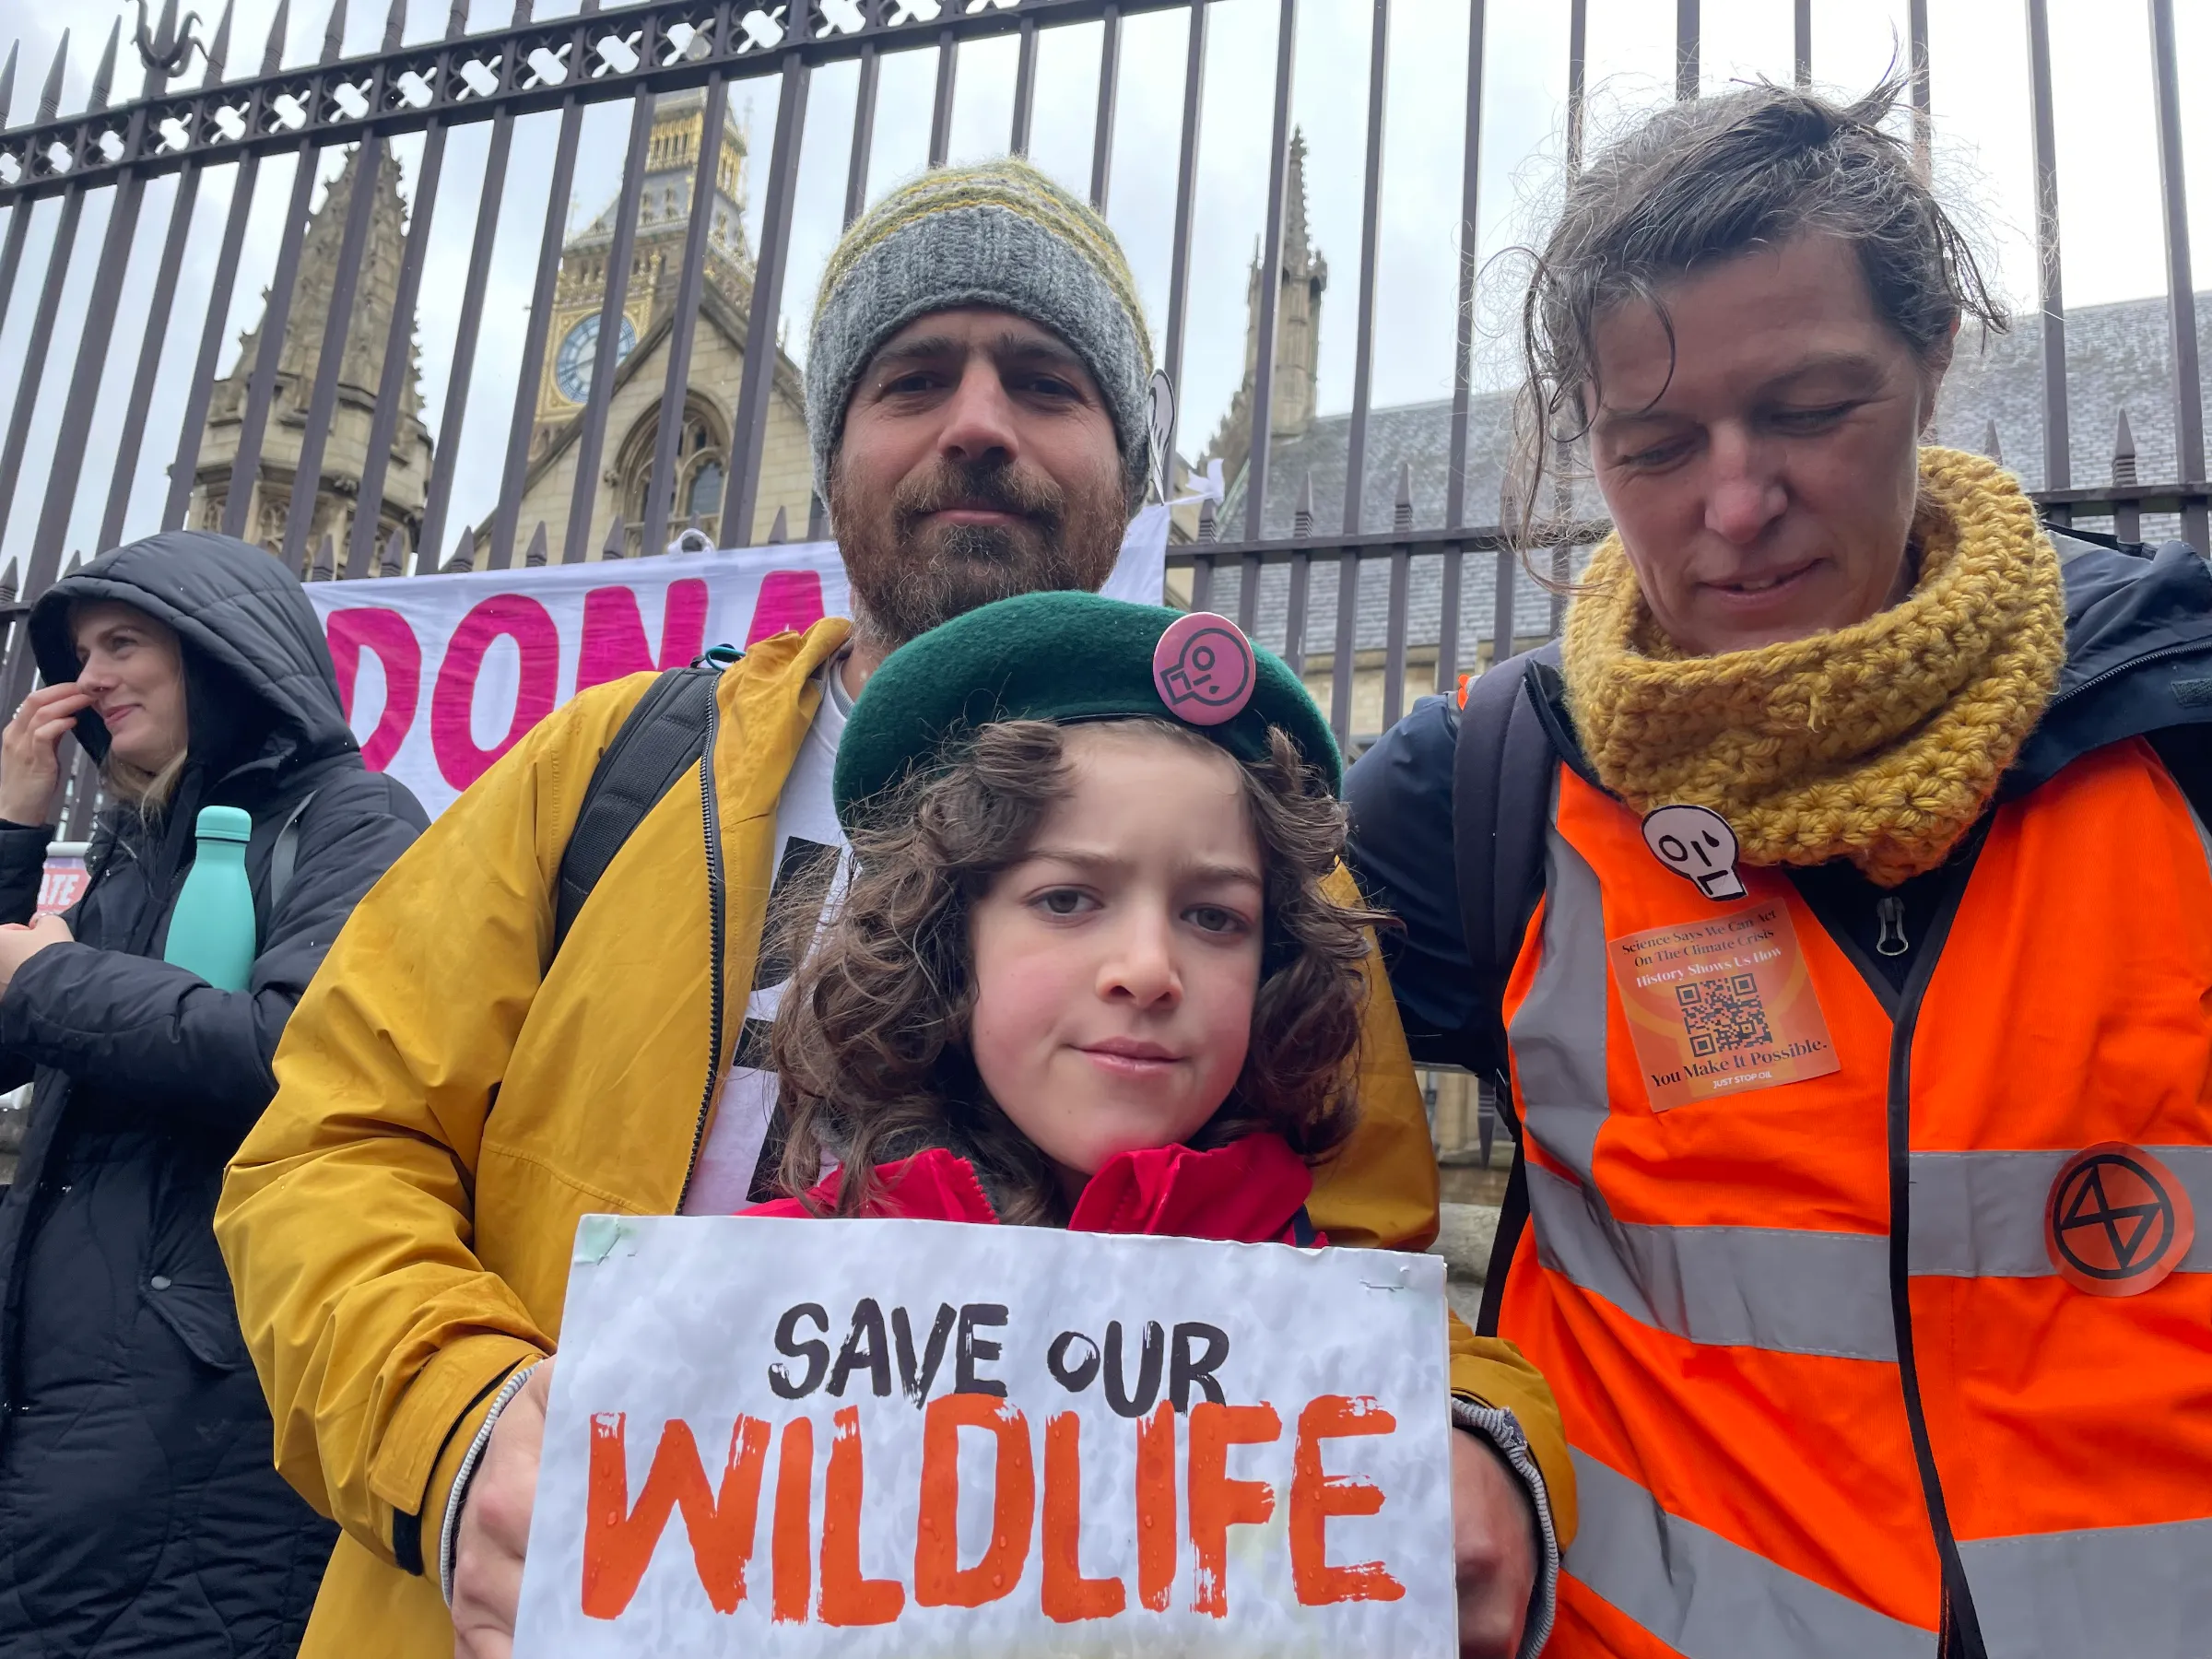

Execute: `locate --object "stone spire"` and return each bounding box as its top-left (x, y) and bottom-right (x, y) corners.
top-left (189, 145), bottom-right (435, 557)
top-left (1204, 125), bottom-right (1328, 489)
top-left (1269, 129), bottom-right (1326, 439)
top-left (1282, 128), bottom-right (1312, 281)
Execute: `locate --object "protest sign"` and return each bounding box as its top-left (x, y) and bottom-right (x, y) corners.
top-left (513, 1216), bottom-right (1456, 1656)
top-left (34, 846), bottom-right (88, 916)
top-left (303, 508), bottom-right (1171, 818)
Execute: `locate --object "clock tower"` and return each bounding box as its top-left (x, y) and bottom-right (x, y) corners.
top-left (528, 89), bottom-right (754, 457)
top-left (500, 83), bottom-right (815, 559)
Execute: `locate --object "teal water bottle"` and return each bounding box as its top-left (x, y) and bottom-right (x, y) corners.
top-left (163, 806), bottom-right (257, 991)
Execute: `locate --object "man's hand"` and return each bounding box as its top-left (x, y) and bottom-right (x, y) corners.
top-left (1453, 1425), bottom-right (1538, 1658)
top-left (0, 913), bottom-right (73, 1000)
top-left (452, 1360), bottom-right (554, 1659)
top-left (0, 685), bottom-right (92, 827)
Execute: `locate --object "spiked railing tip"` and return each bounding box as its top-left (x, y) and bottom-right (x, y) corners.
top-left (2113, 408), bottom-right (2139, 488)
top-left (206, 0), bottom-right (235, 81)
top-left (602, 513), bottom-right (627, 560)
top-left (382, 0), bottom-right (406, 53)
top-left (444, 0), bottom-right (470, 41)
top-left (310, 532), bottom-right (335, 582)
top-left (37, 29), bottom-right (69, 124)
top-left (321, 0), bottom-right (349, 65)
top-left (444, 523), bottom-right (475, 574)
top-left (1983, 419), bottom-right (2002, 466)
top-left (0, 559), bottom-right (20, 606)
top-left (0, 41), bottom-right (19, 126)
top-left (767, 504), bottom-right (788, 545)
top-left (1197, 496), bottom-right (1218, 543)
top-left (1292, 471), bottom-right (1314, 539)
top-left (1394, 460), bottom-right (1415, 535)
top-left (88, 17), bottom-right (121, 112)
top-left (378, 525), bottom-right (404, 577)
top-left (260, 0), bottom-right (290, 77)
top-left (524, 521), bottom-right (548, 567)
top-left (64, 550), bottom-right (82, 578)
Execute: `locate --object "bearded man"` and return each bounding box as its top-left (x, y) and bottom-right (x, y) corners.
top-left (216, 159), bottom-right (1570, 1659)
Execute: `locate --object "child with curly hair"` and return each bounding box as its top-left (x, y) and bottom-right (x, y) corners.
top-left (746, 591), bottom-right (1381, 1241)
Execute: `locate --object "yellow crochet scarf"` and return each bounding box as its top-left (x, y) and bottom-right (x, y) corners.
top-left (1559, 447), bottom-right (2067, 888)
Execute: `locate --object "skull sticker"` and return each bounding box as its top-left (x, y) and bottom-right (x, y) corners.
top-left (1641, 804), bottom-right (1748, 901)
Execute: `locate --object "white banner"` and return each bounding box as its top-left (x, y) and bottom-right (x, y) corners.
top-left (514, 1217), bottom-right (1456, 1656)
top-left (303, 509), bottom-right (1171, 818)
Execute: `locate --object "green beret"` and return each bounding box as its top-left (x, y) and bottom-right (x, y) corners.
top-left (833, 592), bottom-right (1341, 830)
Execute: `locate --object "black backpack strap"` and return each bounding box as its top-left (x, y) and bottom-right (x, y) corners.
top-left (1451, 644), bottom-right (1563, 1336)
top-left (2149, 724), bottom-right (2212, 830)
top-left (1450, 643), bottom-right (1563, 1065)
top-left (269, 789), bottom-right (316, 915)
top-left (553, 660), bottom-right (729, 955)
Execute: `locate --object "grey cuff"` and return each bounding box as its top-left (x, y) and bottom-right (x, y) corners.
top-left (439, 1359), bottom-right (547, 1608)
top-left (1453, 1397), bottom-right (1559, 1659)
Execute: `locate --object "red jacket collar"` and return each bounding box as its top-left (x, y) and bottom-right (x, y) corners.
top-left (744, 1134), bottom-right (1320, 1246)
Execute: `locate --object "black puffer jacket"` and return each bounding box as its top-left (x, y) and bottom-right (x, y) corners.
top-left (0, 533), bottom-right (427, 1655)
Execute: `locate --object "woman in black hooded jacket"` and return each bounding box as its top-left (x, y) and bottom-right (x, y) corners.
top-left (0, 532), bottom-right (426, 1654)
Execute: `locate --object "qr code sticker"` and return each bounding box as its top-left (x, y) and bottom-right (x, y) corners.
top-left (1676, 973), bottom-right (1772, 1058)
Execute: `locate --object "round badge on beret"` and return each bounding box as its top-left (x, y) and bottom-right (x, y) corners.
top-left (1151, 611), bottom-right (1255, 727)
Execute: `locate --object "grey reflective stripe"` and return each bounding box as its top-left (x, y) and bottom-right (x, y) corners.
top-left (1909, 1147), bottom-right (2212, 1277)
top-left (1512, 818), bottom-right (1899, 1361)
top-left (1565, 1449), bottom-right (1936, 1659)
top-left (1960, 1515), bottom-right (2212, 1659)
top-left (2184, 792), bottom-right (2212, 880)
top-left (1529, 1163), bottom-right (1898, 1361)
top-left (1511, 808), bottom-right (1607, 1185)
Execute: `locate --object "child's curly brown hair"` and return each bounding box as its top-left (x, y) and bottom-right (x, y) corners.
top-left (766, 716), bottom-right (1386, 1226)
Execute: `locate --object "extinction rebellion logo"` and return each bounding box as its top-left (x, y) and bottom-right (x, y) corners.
top-left (2043, 1142), bottom-right (2196, 1298)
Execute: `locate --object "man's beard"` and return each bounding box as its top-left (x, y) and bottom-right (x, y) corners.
top-left (833, 456), bottom-right (1128, 650)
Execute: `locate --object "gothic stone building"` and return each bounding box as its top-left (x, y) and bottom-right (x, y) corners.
top-left (500, 88), bottom-right (814, 559)
top-left (188, 144), bottom-right (435, 559)
top-left (190, 90), bottom-right (813, 570)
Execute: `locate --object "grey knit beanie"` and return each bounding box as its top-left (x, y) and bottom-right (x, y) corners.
top-left (805, 158), bottom-right (1156, 510)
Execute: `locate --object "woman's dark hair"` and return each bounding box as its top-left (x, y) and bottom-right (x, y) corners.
top-left (768, 717), bottom-right (1381, 1225)
top-left (1511, 75), bottom-right (2006, 551)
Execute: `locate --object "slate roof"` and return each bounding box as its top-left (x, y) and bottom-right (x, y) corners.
top-left (1931, 291), bottom-right (2211, 496)
top-left (1201, 288), bottom-right (2210, 672)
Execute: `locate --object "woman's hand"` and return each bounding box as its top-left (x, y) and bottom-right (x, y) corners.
top-left (452, 1359), bottom-right (554, 1659)
top-left (1453, 1426), bottom-right (1538, 1658)
top-left (0, 685), bottom-right (93, 827)
top-left (0, 914), bottom-right (74, 1000)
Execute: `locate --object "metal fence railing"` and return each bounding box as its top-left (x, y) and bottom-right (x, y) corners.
top-left (0, 0), bottom-right (2203, 1147)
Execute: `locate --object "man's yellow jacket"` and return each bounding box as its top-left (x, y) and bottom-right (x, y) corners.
top-left (215, 618), bottom-right (1572, 1654)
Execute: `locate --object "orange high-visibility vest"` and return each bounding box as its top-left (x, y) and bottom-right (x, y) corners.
top-left (1497, 735), bottom-right (2212, 1659)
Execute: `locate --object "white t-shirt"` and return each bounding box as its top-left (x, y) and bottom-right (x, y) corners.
top-left (679, 660), bottom-right (855, 1214)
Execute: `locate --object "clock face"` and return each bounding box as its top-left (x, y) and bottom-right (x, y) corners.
top-left (554, 312), bottom-right (637, 404)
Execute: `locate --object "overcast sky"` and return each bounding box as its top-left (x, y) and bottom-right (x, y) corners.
top-left (0, 0), bottom-right (2203, 570)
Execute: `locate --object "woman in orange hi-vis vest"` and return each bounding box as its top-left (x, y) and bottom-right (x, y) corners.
top-left (1346, 76), bottom-right (2212, 1659)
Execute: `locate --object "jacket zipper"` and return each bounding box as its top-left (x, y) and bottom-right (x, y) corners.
top-left (2041, 636), bottom-right (2201, 712)
top-left (1876, 896), bottom-right (1909, 957)
top-left (1882, 853), bottom-right (1987, 1659)
top-left (674, 690), bottom-right (728, 1214)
